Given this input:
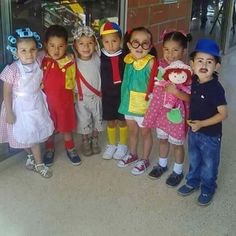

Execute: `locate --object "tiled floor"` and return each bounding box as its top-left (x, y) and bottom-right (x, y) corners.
top-left (0, 50), bottom-right (236, 236)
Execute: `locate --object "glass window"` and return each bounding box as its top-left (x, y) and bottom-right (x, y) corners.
top-left (10, 1), bottom-right (120, 43)
top-left (0, 0), bottom-right (122, 162)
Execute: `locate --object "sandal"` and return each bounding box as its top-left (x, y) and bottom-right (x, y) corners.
top-left (34, 163), bottom-right (53, 178)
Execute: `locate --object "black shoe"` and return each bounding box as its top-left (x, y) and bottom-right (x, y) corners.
top-left (166, 171), bottom-right (183, 187)
top-left (66, 148), bottom-right (81, 166)
top-left (148, 164), bottom-right (168, 179)
top-left (43, 149), bottom-right (55, 166)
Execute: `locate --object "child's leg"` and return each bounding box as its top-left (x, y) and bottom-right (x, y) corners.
top-left (103, 121), bottom-right (117, 159)
top-left (24, 148), bottom-right (34, 170)
top-left (45, 135), bottom-right (55, 150)
top-left (31, 144), bottom-right (43, 165)
top-left (140, 127), bottom-right (152, 160)
top-left (131, 127), bottom-right (152, 175)
top-left (44, 134), bottom-right (55, 166)
top-left (118, 120), bottom-right (128, 145)
top-left (173, 144), bottom-right (185, 174)
top-left (113, 120), bottom-right (128, 160)
top-left (117, 119), bottom-right (138, 168)
top-left (148, 138), bottom-right (169, 179)
top-left (166, 144), bottom-right (185, 187)
top-left (126, 119), bottom-right (139, 155)
top-left (91, 129), bottom-right (101, 154)
top-left (31, 144), bottom-right (52, 178)
top-left (107, 120), bottom-right (116, 145)
top-left (64, 132), bottom-right (81, 165)
top-left (82, 133), bottom-right (93, 156)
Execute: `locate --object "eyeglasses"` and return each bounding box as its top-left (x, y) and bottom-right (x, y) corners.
top-left (129, 40), bottom-right (151, 50)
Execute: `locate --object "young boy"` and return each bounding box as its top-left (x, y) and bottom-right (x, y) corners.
top-left (42, 25), bottom-right (81, 166)
top-left (72, 26), bottom-right (103, 156)
top-left (100, 22), bottom-right (128, 160)
top-left (178, 39), bottom-right (228, 206)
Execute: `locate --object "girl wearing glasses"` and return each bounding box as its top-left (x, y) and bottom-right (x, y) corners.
top-left (117, 27), bottom-right (157, 175)
top-left (143, 31), bottom-right (192, 187)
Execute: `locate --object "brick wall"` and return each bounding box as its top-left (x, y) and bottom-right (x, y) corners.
top-left (127, 0), bottom-right (192, 55)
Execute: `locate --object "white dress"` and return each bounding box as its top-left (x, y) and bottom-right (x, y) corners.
top-left (0, 59), bottom-right (54, 148)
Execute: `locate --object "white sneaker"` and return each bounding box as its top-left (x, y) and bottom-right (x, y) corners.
top-left (113, 144), bottom-right (128, 160)
top-left (102, 145), bottom-right (117, 159)
top-left (25, 154), bottom-right (35, 170)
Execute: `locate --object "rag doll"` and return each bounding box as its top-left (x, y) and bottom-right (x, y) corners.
top-left (156, 60), bottom-right (192, 123)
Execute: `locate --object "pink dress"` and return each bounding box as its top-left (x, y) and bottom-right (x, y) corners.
top-left (143, 59), bottom-right (190, 140)
top-left (0, 59), bottom-right (54, 148)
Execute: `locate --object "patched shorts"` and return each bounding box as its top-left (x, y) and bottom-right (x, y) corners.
top-left (75, 95), bottom-right (104, 135)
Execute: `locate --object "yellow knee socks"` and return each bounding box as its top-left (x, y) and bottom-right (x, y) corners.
top-left (119, 126), bottom-right (127, 145)
top-left (107, 127), bottom-right (116, 145)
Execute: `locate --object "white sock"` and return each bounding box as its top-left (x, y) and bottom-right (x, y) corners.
top-left (159, 157), bottom-right (168, 167)
top-left (173, 163), bottom-right (183, 175)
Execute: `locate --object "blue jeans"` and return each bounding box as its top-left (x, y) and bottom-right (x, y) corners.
top-left (186, 130), bottom-right (221, 195)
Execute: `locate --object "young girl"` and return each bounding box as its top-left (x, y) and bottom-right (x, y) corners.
top-left (100, 22), bottom-right (128, 160)
top-left (117, 27), bottom-right (157, 175)
top-left (42, 25), bottom-right (81, 166)
top-left (72, 26), bottom-right (103, 156)
top-left (143, 31), bottom-right (192, 186)
top-left (0, 28), bottom-right (54, 178)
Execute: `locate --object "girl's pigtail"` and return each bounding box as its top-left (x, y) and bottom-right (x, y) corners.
top-left (185, 33), bottom-right (192, 42)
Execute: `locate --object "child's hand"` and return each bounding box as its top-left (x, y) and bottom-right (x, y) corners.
top-left (165, 83), bottom-right (178, 95)
top-left (6, 111), bottom-right (16, 124)
top-left (187, 120), bottom-right (202, 132)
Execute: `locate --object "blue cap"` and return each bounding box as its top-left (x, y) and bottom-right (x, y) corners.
top-left (192, 39), bottom-right (220, 57)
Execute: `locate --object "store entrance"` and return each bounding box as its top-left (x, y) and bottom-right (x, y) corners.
top-left (0, 0), bottom-right (123, 162)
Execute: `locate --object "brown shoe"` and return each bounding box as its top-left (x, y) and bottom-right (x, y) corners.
top-left (92, 136), bottom-right (101, 154)
top-left (82, 139), bottom-right (93, 156)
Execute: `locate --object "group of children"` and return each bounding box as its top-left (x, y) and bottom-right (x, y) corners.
top-left (0, 22), bottom-right (228, 206)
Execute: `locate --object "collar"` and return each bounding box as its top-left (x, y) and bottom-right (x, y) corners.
top-left (45, 55), bottom-right (74, 69)
top-left (101, 48), bottom-right (122, 57)
top-left (124, 53), bottom-right (154, 70)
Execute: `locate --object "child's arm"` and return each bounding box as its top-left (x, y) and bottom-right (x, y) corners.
top-left (3, 82), bottom-right (15, 124)
top-left (164, 84), bottom-right (190, 102)
top-left (187, 105), bottom-right (228, 132)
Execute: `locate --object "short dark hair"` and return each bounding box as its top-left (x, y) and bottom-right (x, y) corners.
top-left (44, 25), bottom-right (68, 43)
